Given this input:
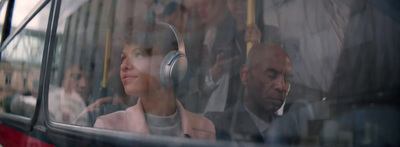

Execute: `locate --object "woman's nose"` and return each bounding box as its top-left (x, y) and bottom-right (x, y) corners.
top-left (120, 58), bottom-right (133, 72)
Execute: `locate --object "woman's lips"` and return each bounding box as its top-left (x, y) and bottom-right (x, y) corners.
top-left (121, 75), bottom-right (138, 83)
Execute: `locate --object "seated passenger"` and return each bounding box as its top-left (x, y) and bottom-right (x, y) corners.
top-left (48, 66), bottom-right (88, 125)
top-left (206, 43), bottom-right (295, 143)
top-left (94, 23), bottom-right (216, 140)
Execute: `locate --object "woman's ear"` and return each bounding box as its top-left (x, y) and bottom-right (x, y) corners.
top-left (240, 65), bottom-right (249, 86)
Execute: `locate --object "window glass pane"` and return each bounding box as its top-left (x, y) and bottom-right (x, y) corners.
top-left (0, 4), bottom-right (50, 118)
top-left (10, 0), bottom-right (44, 35)
top-left (49, 0), bottom-right (400, 146)
top-left (49, 0), bottom-right (113, 125)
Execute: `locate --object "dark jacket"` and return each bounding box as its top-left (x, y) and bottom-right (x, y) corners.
top-left (205, 102), bottom-right (266, 143)
top-left (206, 101), bottom-right (301, 144)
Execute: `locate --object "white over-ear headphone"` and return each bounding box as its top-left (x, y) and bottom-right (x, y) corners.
top-left (157, 22), bottom-right (188, 86)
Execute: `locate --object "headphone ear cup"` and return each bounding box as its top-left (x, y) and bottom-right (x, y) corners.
top-left (170, 54), bottom-right (187, 85)
top-left (159, 51), bottom-right (188, 86)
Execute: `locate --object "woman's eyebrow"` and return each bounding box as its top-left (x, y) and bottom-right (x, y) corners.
top-left (139, 47), bottom-right (153, 55)
top-left (132, 48), bottom-right (141, 52)
top-left (126, 48), bottom-right (142, 54)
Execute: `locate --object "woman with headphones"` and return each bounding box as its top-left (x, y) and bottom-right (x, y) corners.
top-left (94, 22), bottom-right (216, 140)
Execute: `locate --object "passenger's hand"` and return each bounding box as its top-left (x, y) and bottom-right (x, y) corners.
top-left (211, 52), bottom-right (239, 83)
top-left (245, 23), bottom-right (261, 44)
top-left (85, 97), bottom-right (113, 112)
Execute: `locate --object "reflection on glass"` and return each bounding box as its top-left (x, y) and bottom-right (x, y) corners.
top-left (48, 66), bottom-right (89, 125)
top-left (11, 0), bottom-right (43, 28)
top-left (49, 0), bottom-right (121, 126)
top-left (0, 4), bottom-right (49, 118)
top-left (48, 0), bottom-right (400, 146)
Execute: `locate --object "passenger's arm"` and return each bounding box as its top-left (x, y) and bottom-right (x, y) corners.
top-left (202, 52), bottom-right (239, 95)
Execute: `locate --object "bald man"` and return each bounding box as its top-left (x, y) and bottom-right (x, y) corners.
top-left (200, 0), bottom-right (282, 113)
top-left (206, 43), bottom-right (294, 143)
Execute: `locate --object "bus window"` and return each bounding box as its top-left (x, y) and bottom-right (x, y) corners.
top-left (45, 0), bottom-right (400, 146)
top-left (0, 4), bottom-right (50, 118)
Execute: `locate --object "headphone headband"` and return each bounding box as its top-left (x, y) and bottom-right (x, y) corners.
top-left (156, 22), bottom-right (186, 55)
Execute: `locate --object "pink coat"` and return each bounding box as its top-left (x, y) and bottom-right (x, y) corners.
top-left (94, 99), bottom-right (216, 140)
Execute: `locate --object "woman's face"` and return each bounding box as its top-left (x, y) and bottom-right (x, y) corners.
top-left (120, 43), bottom-right (163, 96)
